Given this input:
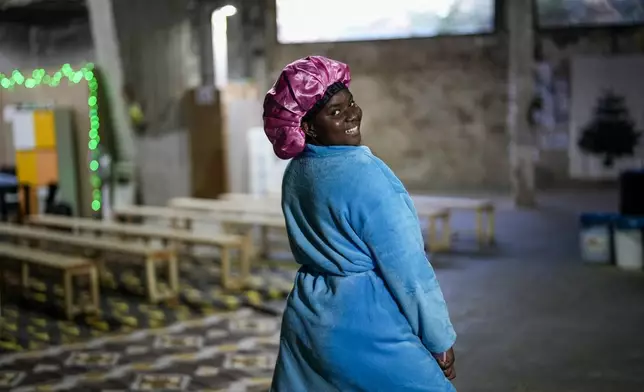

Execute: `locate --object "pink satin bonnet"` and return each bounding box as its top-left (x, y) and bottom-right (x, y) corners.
top-left (262, 56), bottom-right (351, 159)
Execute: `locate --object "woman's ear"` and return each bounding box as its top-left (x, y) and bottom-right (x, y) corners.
top-left (301, 121), bottom-right (316, 137)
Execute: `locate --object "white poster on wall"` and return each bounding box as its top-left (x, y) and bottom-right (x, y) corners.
top-left (569, 55), bottom-right (644, 179)
top-left (11, 110), bottom-right (35, 151)
top-left (247, 127), bottom-right (287, 195)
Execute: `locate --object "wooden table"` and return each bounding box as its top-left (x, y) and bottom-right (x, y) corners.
top-left (219, 193), bottom-right (454, 252)
top-left (169, 197), bottom-right (283, 216)
top-left (0, 223), bottom-right (177, 303)
top-left (28, 214), bottom-right (251, 291)
top-left (411, 195), bottom-right (495, 245)
top-left (0, 243), bottom-right (100, 320)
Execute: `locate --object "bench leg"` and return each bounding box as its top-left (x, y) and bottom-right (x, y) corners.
top-left (96, 259), bottom-right (107, 277)
top-left (184, 219), bottom-right (194, 253)
top-left (486, 209), bottom-right (495, 245)
top-left (241, 227), bottom-right (259, 261)
top-left (220, 247), bottom-right (231, 290)
top-left (476, 210), bottom-right (484, 245)
top-left (63, 271), bottom-right (74, 320)
top-left (428, 218), bottom-right (437, 250)
top-left (21, 263), bottom-right (30, 289)
top-left (239, 231), bottom-right (252, 283)
top-left (89, 266), bottom-right (100, 311)
top-left (444, 215), bottom-right (452, 249)
top-left (260, 227), bottom-right (270, 259)
top-left (144, 258), bottom-right (158, 303)
top-left (167, 253), bottom-right (179, 294)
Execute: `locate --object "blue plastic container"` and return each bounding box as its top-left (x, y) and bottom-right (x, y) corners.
top-left (614, 216), bottom-right (644, 271)
top-left (579, 213), bottom-right (619, 264)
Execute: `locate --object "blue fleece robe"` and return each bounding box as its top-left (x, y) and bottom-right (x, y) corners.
top-left (271, 144), bottom-right (457, 392)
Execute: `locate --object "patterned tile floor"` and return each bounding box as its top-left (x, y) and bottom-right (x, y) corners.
top-left (0, 257), bottom-right (294, 351)
top-left (0, 308), bottom-right (283, 391)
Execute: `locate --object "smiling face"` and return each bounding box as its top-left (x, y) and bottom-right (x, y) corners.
top-left (302, 89), bottom-right (363, 147)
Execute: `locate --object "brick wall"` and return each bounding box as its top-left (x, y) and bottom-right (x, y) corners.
top-left (265, 29), bottom-right (644, 192)
top-left (271, 36), bottom-right (510, 192)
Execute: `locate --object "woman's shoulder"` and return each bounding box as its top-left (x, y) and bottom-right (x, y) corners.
top-left (285, 146), bottom-right (405, 195)
top-left (344, 149), bottom-right (407, 196)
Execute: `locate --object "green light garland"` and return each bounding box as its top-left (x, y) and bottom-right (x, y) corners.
top-left (0, 63), bottom-right (102, 213)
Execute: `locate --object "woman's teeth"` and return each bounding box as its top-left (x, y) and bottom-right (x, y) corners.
top-left (345, 126), bottom-right (359, 135)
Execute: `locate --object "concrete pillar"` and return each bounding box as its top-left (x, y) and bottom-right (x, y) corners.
top-left (506, 0), bottom-right (537, 207)
top-left (111, 0), bottom-right (200, 133)
top-left (89, 0), bottom-right (201, 206)
top-left (88, 0), bottom-right (202, 207)
top-left (86, 0), bottom-right (136, 164)
top-left (197, 3), bottom-right (216, 86)
top-left (87, 0), bottom-right (137, 212)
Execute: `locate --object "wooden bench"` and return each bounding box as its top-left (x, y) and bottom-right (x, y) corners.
top-left (415, 206), bottom-right (452, 252)
top-left (219, 193), bottom-right (453, 252)
top-left (113, 204), bottom-right (285, 261)
top-left (411, 195), bottom-right (495, 245)
top-left (168, 201), bottom-right (286, 256)
top-left (28, 214), bottom-right (250, 291)
top-left (113, 205), bottom-right (285, 230)
top-left (0, 223), bottom-right (177, 303)
top-left (0, 243), bottom-right (99, 320)
top-left (169, 197), bottom-right (283, 216)
top-left (167, 198), bottom-right (286, 258)
top-left (220, 193), bottom-right (280, 202)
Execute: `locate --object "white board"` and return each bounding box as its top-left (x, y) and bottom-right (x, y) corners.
top-left (569, 55), bottom-right (644, 179)
top-left (247, 127), bottom-right (287, 196)
top-left (11, 110), bottom-right (35, 151)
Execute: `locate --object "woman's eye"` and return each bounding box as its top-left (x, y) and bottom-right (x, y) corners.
top-left (331, 109), bottom-right (340, 116)
top-left (349, 101), bottom-right (356, 107)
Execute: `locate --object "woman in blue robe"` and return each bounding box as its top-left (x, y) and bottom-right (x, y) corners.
top-left (263, 56), bottom-right (457, 391)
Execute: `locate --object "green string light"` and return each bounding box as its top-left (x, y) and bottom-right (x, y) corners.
top-left (0, 63), bottom-right (102, 213)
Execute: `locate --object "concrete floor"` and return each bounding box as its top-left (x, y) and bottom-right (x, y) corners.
top-left (150, 189), bottom-right (644, 391)
top-left (435, 191), bottom-right (644, 392)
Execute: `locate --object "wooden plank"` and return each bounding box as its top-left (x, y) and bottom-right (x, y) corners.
top-left (411, 195), bottom-right (494, 210)
top-left (220, 192), bottom-right (470, 213)
top-left (412, 195), bottom-right (495, 246)
top-left (220, 193), bottom-right (280, 202)
top-left (169, 197), bottom-right (283, 216)
top-left (416, 206), bottom-right (450, 218)
top-left (29, 214), bottom-right (244, 247)
top-left (0, 223), bottom-right (166, 257)
top-left (220, 193), bottom-right (454, 220)
top-left (27, 215), bottom-right (251, 291)
top-left (0, 241), bottom-right (101, 320)
top-left (0, 243), bottom-right (89, 269)
top-left (0, 222), bottom-right (178, 303)
top-left (113, 205), bottom-right (286, 229)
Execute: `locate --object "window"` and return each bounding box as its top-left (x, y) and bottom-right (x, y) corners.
top-left (538, 0), bottom-right (644, 28)
top-left (275, 0), bottom-right (495, 44)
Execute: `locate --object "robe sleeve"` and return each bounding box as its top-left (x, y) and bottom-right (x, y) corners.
top-left (357, 173), bottom-right (457, 354)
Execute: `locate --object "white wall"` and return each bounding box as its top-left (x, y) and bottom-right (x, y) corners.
top-left (136, 131), bottom-right (191, 205)
top-left (247, 127), bottom-right (288, 195)
top-left (226, 98), bottom-right (263, 193)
